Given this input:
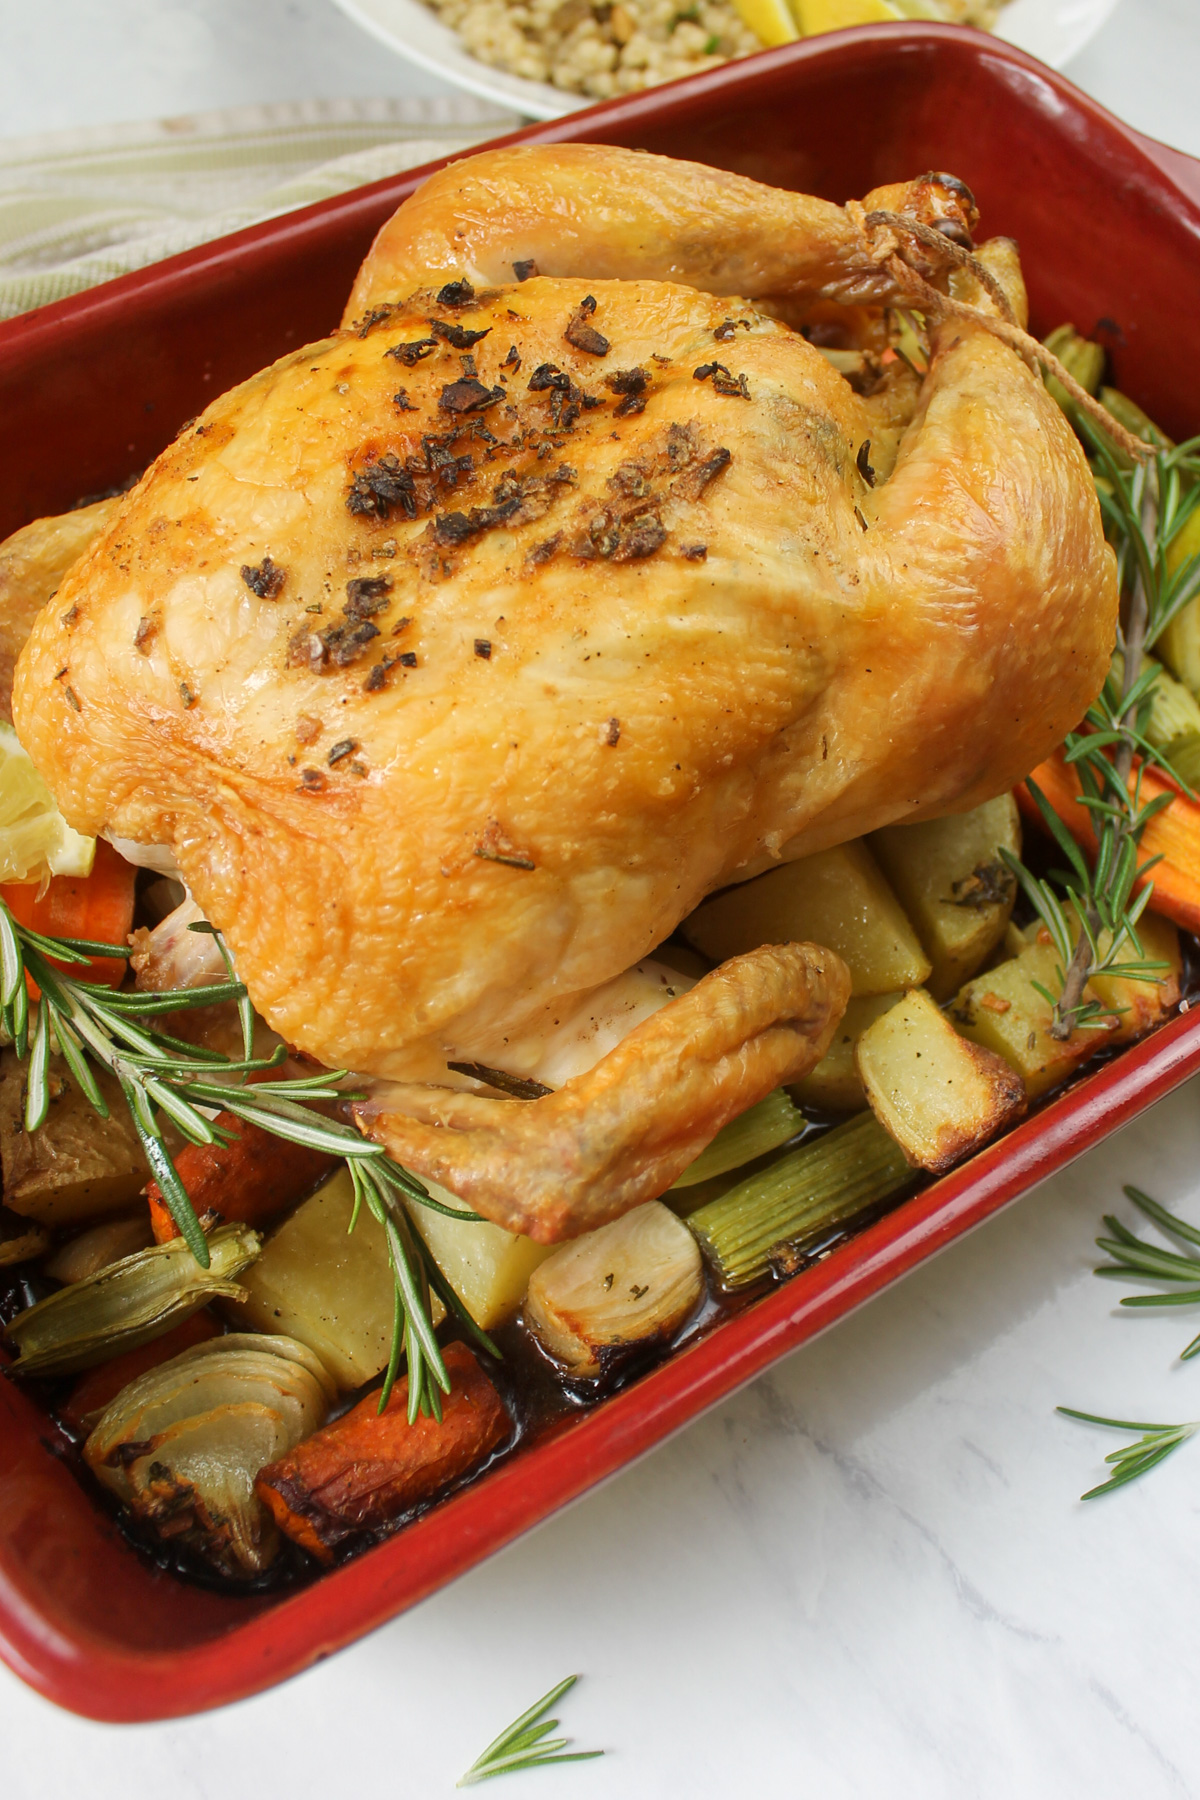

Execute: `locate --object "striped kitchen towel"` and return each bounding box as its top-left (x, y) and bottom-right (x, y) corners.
top-left (0, 95), bottom-right (517, 321)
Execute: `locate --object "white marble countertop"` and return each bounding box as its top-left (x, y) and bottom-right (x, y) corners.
top-left (3, 2), bottom-right (1200, 1794)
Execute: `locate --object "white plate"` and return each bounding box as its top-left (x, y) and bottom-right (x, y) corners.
top-left (329, 0), bottom-right (1123, 121)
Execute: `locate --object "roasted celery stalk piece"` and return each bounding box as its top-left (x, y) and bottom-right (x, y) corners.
top-left (950, 944), bottom-right (1105, 1097)
top-left (680, 840), bottom-right (930, 997)
top-left (855, 988), bottom-right (1025, 1173)
top-left (86, 1332), bottom-right (333, 1578)
top-left (789, 991), bottom-right (903, 1112)
top-left (409, 1176), bottom-right (552, 1331)
top-left (671, 1088), bottom-right (803, 1188)
top-left (688, 1112), bottom-right (913, 1289)
top-left (230, 1166), bottom-right (442, 1389)
top-left (3, 1222), bottom-right (260, 1376)
top-left (0, 1049), bottom-right (152, 1226)
top-left (525, 1201), bottom-right (704, 1378)
top-left (868, 796), bottom-right (1020, 1000)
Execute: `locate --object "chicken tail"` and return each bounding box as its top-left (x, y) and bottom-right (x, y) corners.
top-left (352, 942), bottom-right (850, 1242)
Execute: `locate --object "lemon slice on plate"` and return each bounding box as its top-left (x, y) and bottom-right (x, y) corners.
top-left (792, 0), bottom-right (903, 29)
top-left (732, 0), bottom-right (800, 44)
top-left (0, 720), bottom-right (94, 884)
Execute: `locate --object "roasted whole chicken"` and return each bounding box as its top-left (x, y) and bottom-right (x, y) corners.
top-left (10, 146), bottom-right (1117, 1239)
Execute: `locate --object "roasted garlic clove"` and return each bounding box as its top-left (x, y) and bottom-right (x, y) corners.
top-left (85, 1333), bottom-right (333, 1577)
top-left (3, 1222), bottom-right (260, 1376)
top-left (524, 1201), bottom-right (704, 1380)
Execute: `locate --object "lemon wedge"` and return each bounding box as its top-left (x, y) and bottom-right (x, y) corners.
top-left (733, 0), bottom-right (800, 45)
top-left (0, 720), bottom-right (94, 884)
top-left (792, 0), bottom-right (902, 31)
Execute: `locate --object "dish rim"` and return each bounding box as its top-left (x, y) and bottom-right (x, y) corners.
top-left (0, 21), bottom-right (1198, 1722)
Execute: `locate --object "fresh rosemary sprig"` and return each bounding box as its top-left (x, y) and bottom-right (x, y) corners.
top-left (1003, 380), bottom-right (1200, 1039)
top-left (1057, 1409), bottom-right (1200, 1499)
top-left (1093, 1183), bottom-right (1200, 1360)
top-left (458, 1675), bottom-right (603, 1787)
top-left (0, 897), bottom-right (493, 1421)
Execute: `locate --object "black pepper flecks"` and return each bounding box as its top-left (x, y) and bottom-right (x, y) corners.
top-left (681, 543), bottom-right (708, 561)
top-left (393, 388), bottom-right (416, 412)
top-left (474, 638), bottom-right (492, 659)
top-left (60, 603), bottom-right (80, 628)
top-left (298, 768), bottom-right (327, 793)
top-left (605, 717), bottom-right (620, 745)
top-left (134, 615), bottom-right (157, 652)
top-left (398, 651), bottom-right (418, 668)
top-left (856, 440), bottom-right (877, 488)
top-left (502, 344), bottom-right (520, 370)
top-left (327, 737), bottom-right (358, 766)
top-left (240, 556), bottom-right (285, 599)
top-left (179, 681), bottom-right (198, 708)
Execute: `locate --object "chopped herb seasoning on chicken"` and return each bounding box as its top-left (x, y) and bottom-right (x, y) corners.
top-left (240, 556), bottom-right (286, 599)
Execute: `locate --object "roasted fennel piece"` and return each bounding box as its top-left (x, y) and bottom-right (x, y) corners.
top-left (3, 1221), bottom-right (260, 1376)
top-left (525, 1201), bottom-right (704, 1378)
top-left (86, 1332), bottom-right (334, 1576)
top-left (689, 1113), bottom-right (914, 1289)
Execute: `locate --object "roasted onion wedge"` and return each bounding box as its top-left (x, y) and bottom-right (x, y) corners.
top-left (524, 1201), bottom-right (704, 1380)
top-left (3, 1221), bottom-right (260, 1376)
top-left (85, 1332), bottom-right (334, 1577)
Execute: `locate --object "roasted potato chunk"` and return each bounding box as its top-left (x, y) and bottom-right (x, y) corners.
top-left (681, 841), bottom-right (930, 997)
top-left (230, 1167), bottom-right (442, 1389)
top-left (869, 795), bottom-right (1020, 999)
top-left (410, 1178), bottom-right (552, 1331)
top-left (856, 988), bottom-right (1025, 1172)
top-left (790, 991), bottom-right (904, 1112)
top-left (0, 1050), bottom-right (151, 1226)
top-left (950, 944), bottom-right (1106, 1097)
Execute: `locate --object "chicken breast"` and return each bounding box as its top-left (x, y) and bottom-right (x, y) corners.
top-left (10, 148), bottom-right (1117, 1233)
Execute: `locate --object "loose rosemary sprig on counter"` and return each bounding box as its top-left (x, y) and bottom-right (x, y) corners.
top-left (458, 1675), bottom-right (603, 1787)
top-left (1003, 361), bottom-right (1200, 1040)
top-left (1057, 1409), bottom-right (1200, 1499)
top-left (0, 897), bottom-right (491, 1421)
top-left (1093, 1184), bottom-right (1200, 1360)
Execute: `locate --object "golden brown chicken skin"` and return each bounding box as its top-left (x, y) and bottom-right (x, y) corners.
top-left (12, 149), bottom-right (1117, 1234)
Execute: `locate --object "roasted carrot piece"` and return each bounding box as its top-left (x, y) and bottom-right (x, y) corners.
top-left (58, 1309), bottom-right (220, 1434)
top-left (146, 1117), bottom-right (336, 1243)
top-left (256, 1342), bottom-right (509, 1563)
top-left (1, 838), bottom-right (136, 989)
top-left (1018, 750), bottom-right (1200, 938)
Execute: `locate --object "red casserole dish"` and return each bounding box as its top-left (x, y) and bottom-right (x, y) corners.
top-left (2, 23), bottom-right (1200, 1723)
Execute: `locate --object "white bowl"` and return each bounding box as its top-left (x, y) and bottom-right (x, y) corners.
top-left (329, 0), bottom-right (1123, 121)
